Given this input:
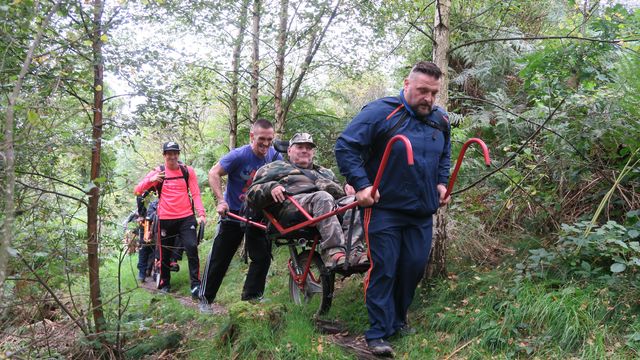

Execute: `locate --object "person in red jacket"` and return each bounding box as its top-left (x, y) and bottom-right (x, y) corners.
top-left (134, 141), bottom-right (206, 299)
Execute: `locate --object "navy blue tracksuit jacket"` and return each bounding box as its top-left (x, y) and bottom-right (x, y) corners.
top-left (335, 90), bottom-right (451, 340)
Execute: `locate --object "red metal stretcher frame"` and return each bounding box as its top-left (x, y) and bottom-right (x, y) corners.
top-left (226, 135), bottom-right (491, 234)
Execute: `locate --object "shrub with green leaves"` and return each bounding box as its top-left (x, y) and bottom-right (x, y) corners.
top-left (517, 211), bottom-right (640, 282)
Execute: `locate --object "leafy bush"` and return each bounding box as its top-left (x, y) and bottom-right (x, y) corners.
top-left (516, 211), bottom-right (640, 282)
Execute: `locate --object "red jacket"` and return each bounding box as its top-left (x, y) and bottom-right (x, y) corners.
top-left (135, 164), bottom-right (206, 220)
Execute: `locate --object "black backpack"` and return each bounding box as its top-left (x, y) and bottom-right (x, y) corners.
top-left (154, 163), bottom-right (194, 214)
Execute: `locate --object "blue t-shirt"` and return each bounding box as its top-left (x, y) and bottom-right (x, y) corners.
top-left (220, 144), bottom-right (282, 211)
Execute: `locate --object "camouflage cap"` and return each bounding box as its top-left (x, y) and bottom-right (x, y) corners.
top-left (289, 133), bottom-right (316, 148)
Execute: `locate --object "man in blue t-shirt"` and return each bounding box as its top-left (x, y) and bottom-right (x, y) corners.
top-left (199, 119), bottom-right (282, 312)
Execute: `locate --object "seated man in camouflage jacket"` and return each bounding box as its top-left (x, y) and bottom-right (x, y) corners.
top-left (246, 133), bottom-right (367, 269)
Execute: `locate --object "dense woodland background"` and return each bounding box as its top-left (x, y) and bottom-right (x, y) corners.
top-left (1, 0), bottom-right (639, 358)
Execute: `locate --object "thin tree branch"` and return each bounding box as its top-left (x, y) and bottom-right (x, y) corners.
top-left (388, 0), bottom-right (436, 55)
top-left (103, 93), bottom-right (140, 102)
top-left (16, 180), bottom-right (88, 206)
top-left (15, 170), bottom-right (86, 193)
top-left (452, 96), bottom-right (591, 164)
top-left (449, 35), bottom-right (640, 54)
top-left (18, 254), bottom-right (89, 336)
top-left (449, 2), bottom-right (502, 32)
top-left (453, 96), bottom-right (567, 195)
top-left (409, 21), bottom-right (436, 44)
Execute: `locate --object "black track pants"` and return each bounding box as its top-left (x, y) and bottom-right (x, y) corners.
top-left (200, 212), bottom-right (271, 303)
top-left (158, 216), bottom-right (200, 289)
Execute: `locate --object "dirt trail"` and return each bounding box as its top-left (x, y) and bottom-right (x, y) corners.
top-left (315, 319), bottom-right (381, 359)
top-left (138, 277), bottom-right (227, 315)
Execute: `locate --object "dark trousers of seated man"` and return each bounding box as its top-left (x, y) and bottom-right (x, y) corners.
top-left (199, 210), bottom-right (271, 303)
top-left (158, 216), bottom-right (200, 290)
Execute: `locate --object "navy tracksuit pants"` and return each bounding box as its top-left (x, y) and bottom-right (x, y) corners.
top-left (362, 207), bottom-right (433, 340)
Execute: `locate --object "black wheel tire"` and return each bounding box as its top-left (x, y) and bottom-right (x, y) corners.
top-left (289, 250), bottom-right (335, 316)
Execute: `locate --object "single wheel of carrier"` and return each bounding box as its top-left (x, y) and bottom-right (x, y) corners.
top-left (288, 249), bottom-right (335, 316)
top-left (152, 259), bottom-right (161, 289)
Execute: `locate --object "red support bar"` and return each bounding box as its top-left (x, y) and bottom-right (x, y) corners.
top-left (263, 200), bottom-right (359, 235)
top-left (445, 138), bottom-right (491, 199)
top-left (286, 195), bottom-right (314, 221)
top-left (299, 235), bottom-right (320, 288)
top-left (371, 134), bottom-right (414, 196)
top-left (226, 212), bottom-right (267, 230)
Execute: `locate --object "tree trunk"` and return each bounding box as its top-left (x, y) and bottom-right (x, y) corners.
top-left (277, 0), bottom-right (341, 137)
top-left (250, 0), bottom-right (261, 124)
top-left (426, 0), bottom-right (451, 280)
top-left (87, 0), bottom-right (106, 335)
top-left (274, 0), bottom-right (289, 137)
top-left (0, 1), bottom-right (60, 303)
top-left (229, 0), bottom-right (250, 149)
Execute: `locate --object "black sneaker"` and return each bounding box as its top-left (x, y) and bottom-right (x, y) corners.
top-left (158, 286), bottom-right (171, 294)
top-left (191, 285), bottom-right (200, 301)
top-left (366, 338), bottom-right (394, 357)
top-left (169, 262), bottom-right (180, 272)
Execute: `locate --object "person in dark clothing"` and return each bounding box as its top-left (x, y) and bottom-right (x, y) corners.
top-left (136, 194), bottom-right (156, 281)
top-left (199, 119), bottom-right (282, 313)
top-left (335, 61), bottom-right (451, 356)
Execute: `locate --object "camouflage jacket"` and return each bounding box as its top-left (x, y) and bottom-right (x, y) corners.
top-left (246, 160), bottom-right (345, 210)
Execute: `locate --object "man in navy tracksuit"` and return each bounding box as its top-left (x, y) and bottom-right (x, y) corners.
top-left (335, 61), bottom-right (451, 356)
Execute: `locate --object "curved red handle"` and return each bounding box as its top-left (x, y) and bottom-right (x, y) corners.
top-left (371, 134), bottom-right (414, 196)
top-left (445, 138), bottom-right (490, 199)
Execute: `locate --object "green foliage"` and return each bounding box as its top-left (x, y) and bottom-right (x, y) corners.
top-left (124, 331), bottom-right (183, 358)
top-left (516, 211), bottom-right (640, 283)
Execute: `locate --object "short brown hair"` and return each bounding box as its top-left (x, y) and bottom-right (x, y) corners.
top-left (410, 61), bottom-right (442, 79)
top-left (252, 118), bottom-right (274, 131)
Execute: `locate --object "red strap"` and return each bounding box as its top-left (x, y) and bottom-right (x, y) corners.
top-left (386, 104), bottom-right (404, 120)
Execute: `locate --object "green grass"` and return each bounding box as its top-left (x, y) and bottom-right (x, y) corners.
top-left (94, 236), bottom-right (640, 359)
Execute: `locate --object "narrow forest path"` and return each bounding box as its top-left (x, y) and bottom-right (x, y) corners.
top-left (137, 278), bottom-right (228, 315)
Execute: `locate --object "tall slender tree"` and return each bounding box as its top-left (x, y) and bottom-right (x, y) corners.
top-left (250, 0), bottom-right (261, 124)
top-left (274, 0), bottom-right (342, 137)
top-left (274, 0), bottom-right (289, 133)
top-left (87, 0), bottom-right (106, 335)
top-left (1, 0), bottom-right (61, 299)
top-left (229, 0), bottom-right (251, 149)
top-left (426, 0), bottom-right (451, 279)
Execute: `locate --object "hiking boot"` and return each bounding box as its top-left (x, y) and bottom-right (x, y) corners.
top-left (158, 286), bottom-right (171, 294)
top-left (366, 338), bottom-right (394, 357)
top-left (199, 300), bottom-right (213, 314)
top-left (321, 248), bottom-right (346, 269)
top-left (169, 262), bottom-right (180, 272)
top-left (137, 272), bottom-right (146, 283)
top-left (349, 249), bottom-right (369, 267)
top-left (191, 285), bottom-right (200, 301)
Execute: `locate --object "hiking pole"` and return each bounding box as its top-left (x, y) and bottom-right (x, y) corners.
top-left (445, 138), bottom-right (491, 199)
